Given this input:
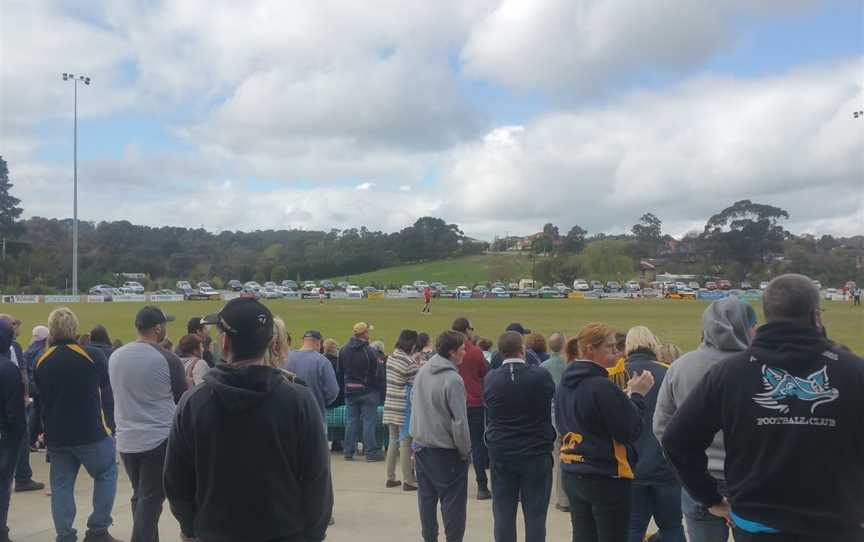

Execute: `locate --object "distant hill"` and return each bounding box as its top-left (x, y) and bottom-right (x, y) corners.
top-left (326, 254), bottom-right (535, 288)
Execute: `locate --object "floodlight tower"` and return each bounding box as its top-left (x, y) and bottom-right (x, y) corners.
top-left (61, 73), bottom-right (90, 294)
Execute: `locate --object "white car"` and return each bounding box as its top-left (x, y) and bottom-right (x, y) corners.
top-left (624, 281), bottom-right (641, 292)
top-left (675, 282), bottom-right (688, 291)
top-left (244, 281), bottom-right (263, 291)
top-left (573, 279), bottom-right (590, 291)
top-left (400, 285), bottom-right (419, 293)
top-left (121, 281), bottom-right (145, 294)
top-left (688, 281), bottom-right (700, 289)
top-left (176, 281), bottom-right (192, 291)
top-left (455, 286), bottom-right (472, 296)
top-left (199, 285), bottom-right (220, 298)
top-left (346, 286), bottom-right (364, 296)
top-left (824, 288), bottom-right (839, 300)
top-left (303, 281), bottom-right (317, 289)
top-left (413, 280), bottom-right (429, 290)
top-left (260, 287), bottom-right (282, 299)
top-left (760, 281), bottom-right (769, 290)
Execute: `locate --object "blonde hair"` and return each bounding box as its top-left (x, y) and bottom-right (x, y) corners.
top-left (48, 307), bottom-right (79, 342)
top-left (265, 316), bottom-right (289, 369)
top-left (625, 326), bottom-right (660, 356)
top-left (575, 322), bottom-right (615, 359)
top-left (548, 332), bottom-right (565, 354)
top-left (323, 338), bottom-right (339, 356)
top-left (657, 343), bottom-right (683, 365)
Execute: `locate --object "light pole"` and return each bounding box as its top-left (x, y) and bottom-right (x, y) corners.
top-left (62, 73), bottom-right (90, 294)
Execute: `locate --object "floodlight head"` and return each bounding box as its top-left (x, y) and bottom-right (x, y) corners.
top-left (62, 73), bottom-right (68, 79)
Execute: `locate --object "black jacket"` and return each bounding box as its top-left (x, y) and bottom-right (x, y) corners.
top-left (339, 336), bottom-right (382, 395)
top-left (164, 364), bottom-right (332, 542)
top-left (89, 342), bottom-right (116, 434)
top-left (662, 321), bottom-right (864, 537)
top-left (34, 339), bottom-right (112, 448)
top-left (490, 348), bottom-right (542, 370)
top-left (625, 350), bottom-right (676, 485)
top-left (0, 324), bottom-right (25, 448)
top-left (325, 352), bottom-right (344, 408)
top-left (555, 360), bottom-right (646, 479)
top-left (484, 360), bottom-right (556, 460)
top-left (23, 339), bottom-right (46, 396)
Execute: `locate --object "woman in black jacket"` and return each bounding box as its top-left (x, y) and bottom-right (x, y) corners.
top-left (88, 325), bottom-right (116, 435)
top-left (623, 326), bottom-right (685, 542)
top-left (555, 323), bottom-right (655, 542)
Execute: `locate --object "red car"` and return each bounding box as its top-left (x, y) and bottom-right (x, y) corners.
top-left (705, 281), bottom-right (718, 290)
top-left (719, 280), bottom-right (732, 290)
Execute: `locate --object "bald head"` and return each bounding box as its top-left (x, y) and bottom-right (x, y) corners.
top-left (763, 274), bottom-right (821, 327)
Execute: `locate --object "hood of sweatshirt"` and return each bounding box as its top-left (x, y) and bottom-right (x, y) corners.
top-left (0, 321), bottom-right (12, 356)
top-left (749, 321), bottom-right (831, 372)
top-left (561, 360), bottom-right (608, 388)
top-left (202, 364), bottom-right (284, 414)
top-left (346, 336), bottom-right (368, 351)
top-left (426, 354), bottom-right (459, 375)
top-left (702, 296), bottom-right (755, 352)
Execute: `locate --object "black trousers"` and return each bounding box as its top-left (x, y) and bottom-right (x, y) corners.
top-left (415, 448), bottom-right (468, 542)
top-left (120, 440), bottom-right (167, 542)
top-left (563, 471), bottom-right (631, 542)
top-left (466, 406), bottom-right (488, 487)
top-left (734, 530), bottom-right (864, 542)
top-left (0, 439), bottom-right (21, 541)
top-left (491, 454), bottom-right (553, 542)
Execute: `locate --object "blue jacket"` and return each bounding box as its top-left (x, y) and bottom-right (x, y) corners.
top-left (555, 360), bottom-right (646, 479)
top-left (625, 350), bottom-right (676, 485)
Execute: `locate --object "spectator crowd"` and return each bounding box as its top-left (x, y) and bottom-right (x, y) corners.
top-left (0, 273), bottom-right (861, 542)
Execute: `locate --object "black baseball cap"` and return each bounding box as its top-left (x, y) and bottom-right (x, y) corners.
top-left (303, 330), bottom-right (323, 341)
top-left (506, 322), bottom-right (531, 335)
top-left (202, 297), bottom-right (274, 346)
top-left (135, 306), bottom-right (175, 331)
top-left (187, 317), bottom-right (206, 334)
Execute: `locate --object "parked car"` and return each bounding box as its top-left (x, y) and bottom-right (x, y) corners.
top-left (508, 282), bottom-right (520, 290)
top-left (321, 280), bottom-right (336, 290)
top-left (688, 281), bottom-right (700, 290)
top-left (674, 282), bottom-right (688, 292)
top-left (228, 280), bottom-right (243, 291)
top-left (824, 288), bottom-right (839, 300)
top-left (718, 280), bottom-right (732, 290)
top-left (122, 281), bottom-right (145, 294)
top-left (705, 281), bottom-right (718, 290)
top-left (363, 286), bottom-right (378, 295)
top-left (455, 286), bottom-right (472, 296)
top-left (346, 286), bottom-right (364, 296)
top-left (180, 287), bottom-right (211, 301)
top-left (606, 281), bottom-right (621, 292)
top-left (282, 280), bottom-right (298, 289)
top-left (176, 281), bottom-right (192, 291)
top-left (337, 281), bottom-right (350, 290)
top-left (590, 280), bottom-right (604, 291)
top-left (740, 281), bottom-right (752, 290)
top-left (490, 287), bottom-right (509, 296)
top-left (492, 282), bottom-right (506, 290)
top-left (244, 281), bottom-right (263, 291)
top-left (573, 279), bottom-right (590, 291)
top-left (624, 281), bottom-right (641, 292)
top-left (413, 280), bottom-right (429, 290)
top-left (88, 284), bottom-right (114, 296)
top-left (239, 287), bottom-right (260, 299)
top-left (199, 285), bottom-right (221, 299)
top-left (303, 281), bottom-right (317, 289)
top-left (474, 285), bottom-right (489, 293)
top-left (197, 281), bottom-right (213, 290)
top-left (260, 287), bottom-right (282, 299)
top-left (760, 281), bottom-right (769, 290)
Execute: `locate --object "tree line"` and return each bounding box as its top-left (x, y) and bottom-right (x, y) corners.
top-left (0, 155), bottom-right (860, 292)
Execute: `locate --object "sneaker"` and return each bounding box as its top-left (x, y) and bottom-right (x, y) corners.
top-left (403, 483), bottom-right (418, 492)
top-left (365, 454), bottom-right (384, 463)
top-left (385, 480), bottom-right (401, 488)
top-left (343, 455), bottom-right (354, 461)
top-left (477, 487), bottom-right (491, 500)
top-left (14, 480), bottom-right (45, 492)
top-left (82, 530), bottom-right (123, 542)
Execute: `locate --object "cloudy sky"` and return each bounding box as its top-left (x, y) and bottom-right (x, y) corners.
top-left (1, 0), bottom-right (862, 240)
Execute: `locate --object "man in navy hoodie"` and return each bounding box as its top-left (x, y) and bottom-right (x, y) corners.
top-left (663, 274), bottom-right (864, 541)
top-left (0, 320), bottom-right (25, 542)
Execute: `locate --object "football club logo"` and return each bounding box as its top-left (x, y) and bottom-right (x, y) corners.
top-left (753, 365), bottom-right (839, 414)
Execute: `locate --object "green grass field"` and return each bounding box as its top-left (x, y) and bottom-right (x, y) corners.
top-left (3, 298), bottom-right (862, 354)
top-left (326, 254), bottom-right (534, 288)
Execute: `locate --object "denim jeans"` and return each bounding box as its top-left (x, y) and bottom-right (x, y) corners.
top-left (14, 405), bottom-right (33, 483)
top-left (0, 439), bottom-right (21, 540)
top-left (344, 390), bottom-right (381, 458)
top-left (628, 483), bottom-right (685, 542)
top-left (682, 482), bottom-right (729, 542)
top-left (416, 448), bottom-right (468, 542)
top-left (563, 471), bottom-right (631, 542)
top-left (466, 406), bottom-right (488, 488)
top-left (490, 454), bottom-right (553, 542)
top-left (49, 437), bottom-right (118, 542)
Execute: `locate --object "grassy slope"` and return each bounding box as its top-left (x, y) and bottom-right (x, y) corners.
top-left (8, 298), bottom-right (863, 354)
top-left (326, 254), bottom-right (534, 288)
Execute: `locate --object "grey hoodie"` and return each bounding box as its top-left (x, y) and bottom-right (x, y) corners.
top-left (653, 296), bottom-right (756, 479)
top-left (409, 354), bottom-right (471, 460)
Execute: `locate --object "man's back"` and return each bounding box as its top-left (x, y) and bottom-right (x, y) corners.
top-left (484, 362), bottom-right (555, 459)
top-left (164, 364), bottom-right (332, 542)
top-left (109, 341), bottom-right (186, 453)
top-left (283, 349), bottom-right (338, 425)
top-left (663, 321), bottom-right (864, 537)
